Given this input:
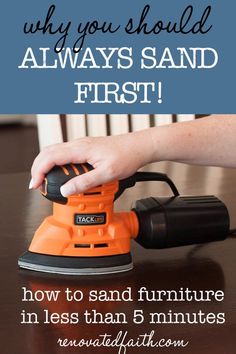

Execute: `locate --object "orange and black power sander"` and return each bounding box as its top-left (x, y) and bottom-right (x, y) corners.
top-left (18, 163), bottom-right (230, 275)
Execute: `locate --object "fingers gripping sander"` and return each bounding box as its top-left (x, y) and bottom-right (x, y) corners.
top-left (18, 163), bottom-right (230, 275)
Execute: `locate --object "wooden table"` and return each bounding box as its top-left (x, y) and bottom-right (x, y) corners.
top-left (1, 162), bottom-right (236, 354)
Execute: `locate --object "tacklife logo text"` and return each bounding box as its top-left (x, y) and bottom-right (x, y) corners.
top-left (74, 213), bottom-right (106, 225)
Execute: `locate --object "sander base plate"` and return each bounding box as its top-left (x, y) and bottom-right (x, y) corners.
top-left (18, 251), bottom-right (133, 275)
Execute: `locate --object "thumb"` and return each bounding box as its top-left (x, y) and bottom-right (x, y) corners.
top-left (60, 168), bottom-right (106, 197)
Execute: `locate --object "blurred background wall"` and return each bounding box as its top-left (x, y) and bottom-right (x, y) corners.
top-left (0, 115), bottom-right (39, 173)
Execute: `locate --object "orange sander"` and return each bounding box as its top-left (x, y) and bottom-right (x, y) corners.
top-left (18, 163), bottom-right (230, 275)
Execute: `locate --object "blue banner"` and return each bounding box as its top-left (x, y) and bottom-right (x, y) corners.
top-left (0, 0), bottom-right (235, 113)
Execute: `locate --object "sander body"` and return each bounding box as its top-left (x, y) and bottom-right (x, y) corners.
top-left (18, 163), bottom-right (230, 275)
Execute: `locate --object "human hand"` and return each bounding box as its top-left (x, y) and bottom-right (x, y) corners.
top-left (30, 130), bottom-right (154, 197)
